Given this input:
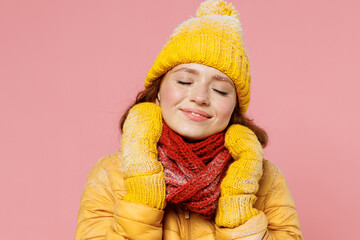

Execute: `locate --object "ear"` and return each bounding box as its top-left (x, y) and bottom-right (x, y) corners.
top-left (155, 93), bottom-right (160, 106)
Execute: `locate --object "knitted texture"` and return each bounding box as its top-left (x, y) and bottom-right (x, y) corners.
top-left (215, 124), bottom-right (263, 227)
top-left (120, 102), bottom-right (166, 210)
top-left (158, 122), bottom-right (232, 220)
top-left (145, 0), bottom-right (251, 115)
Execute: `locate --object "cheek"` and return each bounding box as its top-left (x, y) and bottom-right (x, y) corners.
top-left (215, 98), bottom-right (236, 121)
top-left (159, 85), bottom-right (185, 107)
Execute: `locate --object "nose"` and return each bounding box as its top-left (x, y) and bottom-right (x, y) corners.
top-left (190, 84), bottom-right (210, 105)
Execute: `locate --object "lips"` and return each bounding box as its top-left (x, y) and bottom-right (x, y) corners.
top-left (181, 108), bottom-right (212, 121)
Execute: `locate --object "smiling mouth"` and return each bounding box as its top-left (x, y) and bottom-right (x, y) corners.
top-left (181, 108), bottom-right (212, 120)
top-left (189, 111), bottom-right (206, 117)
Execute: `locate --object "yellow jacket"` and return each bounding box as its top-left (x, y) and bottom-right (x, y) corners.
top-left (75, 152), bottom-right (303, 240)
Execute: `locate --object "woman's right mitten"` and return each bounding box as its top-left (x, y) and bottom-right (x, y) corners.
top-left (120, 102), bottom-right (166, 210)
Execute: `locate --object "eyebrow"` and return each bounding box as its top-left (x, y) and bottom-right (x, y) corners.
top-left (172, 67), bottom-right (233, 85)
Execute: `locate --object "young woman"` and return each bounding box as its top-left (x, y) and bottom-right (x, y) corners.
top-left (75, 0), bottom-right (303, 239)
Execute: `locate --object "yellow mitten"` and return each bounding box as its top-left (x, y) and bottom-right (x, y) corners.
top-left (120, 102), bottom-right (166, 210)
top-left (215, 124), bottom-right (263, 227)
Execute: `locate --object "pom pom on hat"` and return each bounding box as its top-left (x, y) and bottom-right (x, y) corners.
top-left (145, 0), bottom-right (251, 115)
top-left (196, 0), bottom-right (240, 20)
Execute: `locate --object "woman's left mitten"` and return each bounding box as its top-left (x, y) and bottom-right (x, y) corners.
top-left (216, 124), bottom-right (263, 227)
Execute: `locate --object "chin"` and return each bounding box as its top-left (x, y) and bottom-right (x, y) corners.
top-left (175, 129), bottom-right (212, 141)
top-left (167, 121), bottom-right (222, 141)
top-left (183, 135), bottom-right (206, 142)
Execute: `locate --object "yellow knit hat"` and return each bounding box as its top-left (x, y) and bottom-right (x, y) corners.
top-left (145, 0), bottom-right (251, 114)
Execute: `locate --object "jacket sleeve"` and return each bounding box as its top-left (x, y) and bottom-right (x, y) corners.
top-left (75, 155), bottom-right (164, 240)
top-left (215, 211), bottom-right (268, 239)
top-left (261, 167), bottom-right (303, 240)
top-left (215, 164), bottom-right (303, 240)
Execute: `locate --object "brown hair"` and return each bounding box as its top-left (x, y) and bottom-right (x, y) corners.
top-left (119, 76), bottom-right (269, 148)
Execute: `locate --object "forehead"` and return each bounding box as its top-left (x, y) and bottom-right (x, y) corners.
top-left (168, 63), bottom-right (234, 85)
top-left (170, 63), bottom-right (223, 74)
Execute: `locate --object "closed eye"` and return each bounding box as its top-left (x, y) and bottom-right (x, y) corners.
top-left (213, 89), bottom-right (228, 96)
top-left (177, 80), bottom-right (192, 85)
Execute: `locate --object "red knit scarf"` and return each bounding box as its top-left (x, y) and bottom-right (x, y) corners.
top-left (158, 122), bottom-right (232, 220)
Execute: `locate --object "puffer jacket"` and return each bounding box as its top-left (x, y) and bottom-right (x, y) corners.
top-left (75, 151), bottom-right (303, 240)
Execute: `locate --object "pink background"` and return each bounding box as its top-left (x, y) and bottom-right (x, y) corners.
top-left (1, 0), bottom-right (359, 239)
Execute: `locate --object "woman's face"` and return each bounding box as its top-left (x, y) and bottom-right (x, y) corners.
top-left (157, 63), bottom-right (236, 141)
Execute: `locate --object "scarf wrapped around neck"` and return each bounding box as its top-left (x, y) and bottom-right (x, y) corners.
top-left (158, 122), bottom-right (232, 220)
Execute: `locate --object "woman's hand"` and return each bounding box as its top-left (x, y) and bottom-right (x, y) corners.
top-left (120, 102), bottom-right (166, 210)
top-left (216, 124), bottom-right (264, 228)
